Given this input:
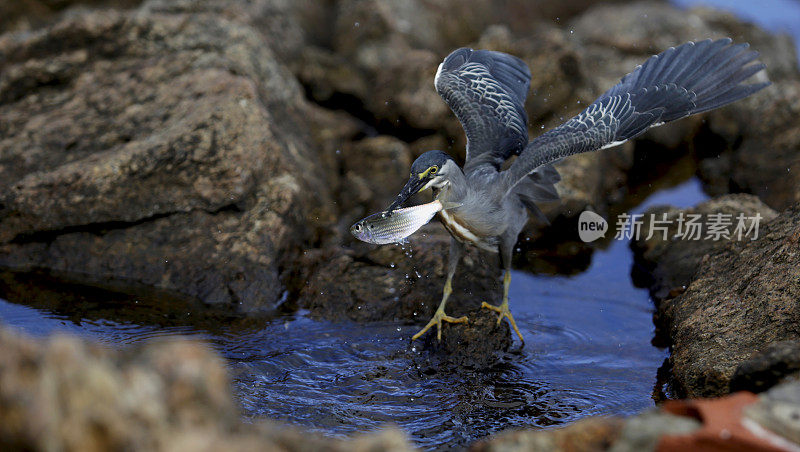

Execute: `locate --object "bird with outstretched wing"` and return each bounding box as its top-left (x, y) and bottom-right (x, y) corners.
top-left (366, 39), bottom-right (769, 343)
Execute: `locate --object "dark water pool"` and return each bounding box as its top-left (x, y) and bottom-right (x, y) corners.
top-left (0, 177), bottom-right (708, 449)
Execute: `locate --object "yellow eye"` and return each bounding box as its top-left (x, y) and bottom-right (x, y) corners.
top-left (429, 166), bottom-right (438, 174)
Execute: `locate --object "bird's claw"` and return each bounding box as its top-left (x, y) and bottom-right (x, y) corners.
top-left (411, 309), bottom-right (468, 341)
top-left (481, 301), bottom-right (525, 344)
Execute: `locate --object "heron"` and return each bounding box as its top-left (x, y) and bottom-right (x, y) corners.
top-left (383, 38), bottom-right (769, 343)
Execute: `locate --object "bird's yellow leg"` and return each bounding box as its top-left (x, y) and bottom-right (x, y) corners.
top-left (411, 276), bottom-right (468, 341)
top-left (481, 270), bottom-right (525, 343)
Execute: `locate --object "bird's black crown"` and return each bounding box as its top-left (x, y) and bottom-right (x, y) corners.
top-left (410, 150), bottom-right (454, 176)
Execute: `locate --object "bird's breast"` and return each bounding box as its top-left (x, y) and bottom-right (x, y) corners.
top-left (438, 210), bottom-right (497, 252)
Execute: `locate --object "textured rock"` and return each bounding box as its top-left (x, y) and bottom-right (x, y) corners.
top-left (632, 194), bottom-right (778, 303)
top-left (0, 8), bottom-right (346, 312)
top-left (0, 0), bottom-right (143, 34)
top-left (472, 416), bottom-right (625, 452)
top-left (609, 411), bottom-right (700, 452)
top-left (298, 225), bottom-right (502, 324)
top-left (416, 308), bottom-right (512, 370)
top-left (477, 381), bottom-right (800, 452)
top-left (701, 79), bottom-right (800, 210)
top-left (339, 135), bottom-right (414, 220)
top-left (731, 340), bottom-right (800, 394)
top-left (663, 203), bottom-right (800, 397)
top-left (744, 380), bottom-right (800, 446)
top-left (0, 325), bottom-right (416, 451)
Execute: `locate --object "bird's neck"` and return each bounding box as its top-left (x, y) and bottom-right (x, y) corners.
top-left (434, 168), bottom-right (467, 203)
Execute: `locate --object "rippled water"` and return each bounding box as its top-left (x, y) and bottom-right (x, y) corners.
top-left (0, 178), bottom-right (708, 449)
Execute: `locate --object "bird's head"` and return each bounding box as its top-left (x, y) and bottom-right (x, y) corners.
top-left (386, 150), bottom-right (458, 212)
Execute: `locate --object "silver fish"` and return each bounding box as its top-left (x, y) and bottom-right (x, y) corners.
top-left (351, 200), bottom-right (452, 244)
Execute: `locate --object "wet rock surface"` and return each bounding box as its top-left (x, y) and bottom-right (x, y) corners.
top-left (472, 416), bottom-right (625, 452)
top-left (415, 309), bottom-right (513, 370)
top-left (0, 324), bottom-right (415, 451)
top-left (297, 225), bottom-right (502, 324)
top-left (660, 203), bottom-right (800, 398)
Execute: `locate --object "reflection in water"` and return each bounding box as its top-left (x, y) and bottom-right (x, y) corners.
top-left (0, 178), bottom-right (708, 450)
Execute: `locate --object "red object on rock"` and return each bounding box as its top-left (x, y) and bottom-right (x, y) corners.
top-left (657, 392), bottom-right (789, 452)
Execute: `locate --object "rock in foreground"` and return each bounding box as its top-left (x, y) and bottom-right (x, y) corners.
top-left (0, 325), bottom-right (414, 451)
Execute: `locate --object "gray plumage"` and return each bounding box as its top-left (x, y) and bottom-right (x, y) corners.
top-left (385, 39), bottom-right (769, 343)
top-left (503, 38), bottom-right (770, 195)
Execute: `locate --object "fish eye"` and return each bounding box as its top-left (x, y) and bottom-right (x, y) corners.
top-left (354, 224), bottom-right (362, 231)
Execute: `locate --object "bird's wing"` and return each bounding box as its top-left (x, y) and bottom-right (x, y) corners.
top-left (503, 38), bottom-right (770, 196)
top-left (435, 48), bottom-right (532, 172)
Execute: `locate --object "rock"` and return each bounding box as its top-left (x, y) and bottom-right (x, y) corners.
top-left (730, 340), bottom-right (800, 394)
top-left (298, 225), bottom-right (502, 324)
top-left (657, 391), bottom-right (780, 451)
top-left (0, 8), bottom-right (347, 312)
top-left (416, 308), bottom-right (512, 370)
top-left (701, 79), bottom-right (800, 211)
top-left (632, 194), bottom-right (778, 303)
top-left (478, 380), bottom-right (800, 451)
top-left (339, 136), bottom-right (413, 220)
top-left (744, 380), bottom-right (800, 446)
top-left (0, 0), bottom-right (143, 34)
top-left (0, 325), bottom-right (416, 451)
top-left (662, 203), bottom-right (800, 398)
top-left (609, 411), bottom-right (700, 452)
top-left (471, 416), bottom-right (624, 452)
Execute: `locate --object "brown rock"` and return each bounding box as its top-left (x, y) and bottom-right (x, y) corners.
top-left (416, 308), bottom-right (512, 370)
top-left (664, 203), bottom-right (800, 397)
top-left (298, 225), bottom-right (502, 324)
top-left (0, 8), bottom-right (339, 312)
top-left (702, 79), bottom-right (800, 210)
top-left (632, 194), bottom-right (778, 303)
top-left (339, 135), bottom-right (413, 219)
top-left (472, 416), bottom-right (624, 452)
top-left (730, 340), bottom-right (800, 394)
top-left (0, 325), bottom-right (416, 451)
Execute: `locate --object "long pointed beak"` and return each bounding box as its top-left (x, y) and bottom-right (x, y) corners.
top-left (386, 176), bottom-right (427, 212)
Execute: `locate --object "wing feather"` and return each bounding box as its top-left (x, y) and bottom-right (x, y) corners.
top-left (503, 39), bottom-right (770, 195)
top-left (435, 48), bottom-right (532, 172)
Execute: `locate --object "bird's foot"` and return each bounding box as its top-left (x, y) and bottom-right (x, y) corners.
top-left (411, 308), bottom-right (468, 341)
top-left (481, 300), bottom-right (525, 344)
